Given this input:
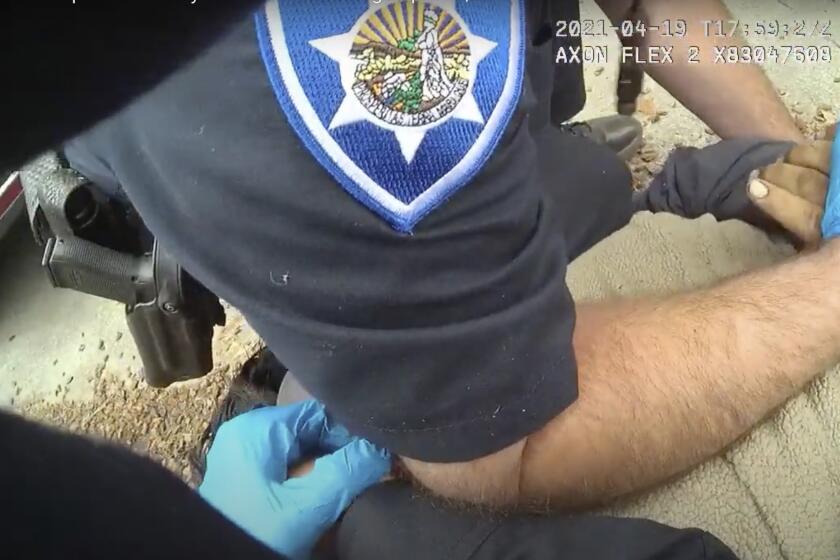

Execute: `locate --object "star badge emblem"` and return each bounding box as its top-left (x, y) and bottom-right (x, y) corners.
top-left (257, 0), bottom-right (524, 231)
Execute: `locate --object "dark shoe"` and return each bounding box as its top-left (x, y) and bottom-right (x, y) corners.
top-left (190, 347), bottom-right (288, 481)
top-left (559, 114), bottom-right (643, 161)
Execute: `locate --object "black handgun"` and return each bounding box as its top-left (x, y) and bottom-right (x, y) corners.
top-left (20, 152), bottom-right (225, 388)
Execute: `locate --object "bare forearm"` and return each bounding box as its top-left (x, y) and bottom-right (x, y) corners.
top-left (598, 0), bottom-right (804, 142)
top-left (645, 0), bottom-right (802, 141)
top-left (520, 240), bottom-right (840, 507)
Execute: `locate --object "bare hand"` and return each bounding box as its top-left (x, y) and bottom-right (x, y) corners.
top-left (747, 131), bottom-right (834, 249)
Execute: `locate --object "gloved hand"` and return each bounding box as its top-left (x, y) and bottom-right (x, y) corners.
top-left (746, 125), bottom-right (836, 248)
top-left (198, 400), bottom-right (391, 560)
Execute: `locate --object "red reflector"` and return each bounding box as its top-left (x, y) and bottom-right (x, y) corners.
top-left (0, 172), bottom-right (22, 219)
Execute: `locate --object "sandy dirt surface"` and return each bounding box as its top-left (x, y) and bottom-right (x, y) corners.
top-left (626, 93), bottom-right (836, 189)
top-left (21, 310), bottom-right (262, 486)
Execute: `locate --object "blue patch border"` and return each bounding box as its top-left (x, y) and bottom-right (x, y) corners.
top-left (255, 1), bottom-right (525, 233)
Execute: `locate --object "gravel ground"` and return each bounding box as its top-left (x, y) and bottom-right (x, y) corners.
top-left (15, 96), bottom-right (837, 487)
top-left (21, 309), bottom-right (262, 487)
top-left (626, 92), bottom-right (836, 190)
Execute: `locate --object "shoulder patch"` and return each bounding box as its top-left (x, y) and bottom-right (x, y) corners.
top-left (256, 0), bottom-right (525, 232)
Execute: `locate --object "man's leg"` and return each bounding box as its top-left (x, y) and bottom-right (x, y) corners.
top-left (566, 212), bottom-right (840, 560)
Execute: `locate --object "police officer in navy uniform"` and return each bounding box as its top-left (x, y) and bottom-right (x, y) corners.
top-left (61, 0), bottom-right (638, 466)
top-left (61, 0), bottom-right (824, 479)
top-left (3, 2), bottom-right (836, 556)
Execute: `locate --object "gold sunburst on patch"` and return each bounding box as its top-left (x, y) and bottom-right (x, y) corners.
top-left (350, 2), bottom-right (471, 127)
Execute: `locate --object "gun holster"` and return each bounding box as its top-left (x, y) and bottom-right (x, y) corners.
top-left (20, 152), bottom-right (225, 388)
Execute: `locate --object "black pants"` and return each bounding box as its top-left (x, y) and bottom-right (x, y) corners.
top-left (4, 410), bottom-right (737, 560)
top-left (337, 482), bottom-right (737, 560)
top-left (537, 125), bottom-right (634, 262)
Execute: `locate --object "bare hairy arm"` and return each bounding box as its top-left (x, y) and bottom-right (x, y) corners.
top-left (403, 239), bottom-right (840, 509)
top-left (596, 0), bottom-right (804, 142)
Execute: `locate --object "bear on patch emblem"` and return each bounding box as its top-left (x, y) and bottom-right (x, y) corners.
top-left (256, 0), bottom-right (525, 232)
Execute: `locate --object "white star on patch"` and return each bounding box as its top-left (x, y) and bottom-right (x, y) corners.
top-left (309, 0), bottom-right (497, 163)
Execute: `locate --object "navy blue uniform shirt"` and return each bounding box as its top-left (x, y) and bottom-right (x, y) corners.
top-left (66, 0), bottom-right (633, 462)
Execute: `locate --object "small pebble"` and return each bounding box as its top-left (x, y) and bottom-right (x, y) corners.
top-left (53, 359), bottom-right (58, 366)
top-left (116, 331), bottom-right (123, 341)
top-left (99, 340), bottom-right (106, 351)
top-left (79, 344), bottom-right (86, 352)
top-left (594, 66), bottom-right (604, 76)
top-left (8, 334), bottom-right (15, 342)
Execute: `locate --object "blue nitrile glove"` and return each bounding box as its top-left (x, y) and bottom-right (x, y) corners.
top-left (820, 121), bottom-right (840, 239)
top-left (198, 400), bottom-right (391, 560)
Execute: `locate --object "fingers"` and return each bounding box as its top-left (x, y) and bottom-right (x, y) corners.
top-left (275, 439), bottom-right (391, 522)
top-left (270, 399), bottom-right (359, 457)
top-left (748, 179), bottom-right (823, 247)
top-left (210, 399), bottom-right (380, 484)
top-left (307, 439), bottom-right (391, 502)
top-left (783, 140), bottom-right (832, 175)
top-left (822, 123), bottom-right (837, 141)
top-left (208, 401), bottom-right (335, 470)
top-left (751, 138), bottom-right (832, 248)
top-left (272, 399), bottom-right (359, 460)
top-left (759, 161), bottom-right (827, 206)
